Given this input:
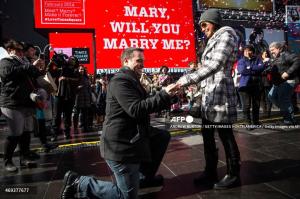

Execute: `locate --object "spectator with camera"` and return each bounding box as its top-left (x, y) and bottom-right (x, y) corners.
top-left (0, 39), bottom-right (43, 172)
top-left (50, 54), bottom-right (79, 140)
top-left (268, 42), bottom-right (300, 125)
top-left (22, 42), bottom-right (58, 153)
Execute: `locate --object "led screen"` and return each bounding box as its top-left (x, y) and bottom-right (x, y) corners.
top-left (35, 0), bottom-right (196, 70)
top-left (49, 32), bottom-right (95, 73)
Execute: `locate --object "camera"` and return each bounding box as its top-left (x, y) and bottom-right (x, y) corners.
top-left (49, 52), bottom-right (69, 69)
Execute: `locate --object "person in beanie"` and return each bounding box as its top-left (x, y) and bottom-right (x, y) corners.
top-left (176, 9), bottom-right (241, 189)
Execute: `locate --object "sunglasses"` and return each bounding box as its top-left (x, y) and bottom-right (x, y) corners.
top-left (200, 22), bottom-right (208, 29)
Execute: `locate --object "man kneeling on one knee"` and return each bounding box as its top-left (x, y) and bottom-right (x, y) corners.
top-left (60, 47), bottom-right (178, 199)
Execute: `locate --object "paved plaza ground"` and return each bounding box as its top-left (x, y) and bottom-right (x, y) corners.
top-left (0, 110), bottom-right (300, 199)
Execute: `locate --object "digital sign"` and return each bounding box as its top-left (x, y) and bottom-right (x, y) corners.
top-left (72, 48), bottom-right (90, 64)
top-left (49, 33), bottom-right (94, 73)
top-left (40, 0), bottom-right (85, 25)
top-left (200, 0), bottom-right (273, 12)
top-left (286, 6), bottom-right (300, 54)
top-left (35, 0), bottom-right (94, 28)
top-left (286, 5), bottom-right (300, 24)
top-left (95, 1), bottom-right (196, 68)
top-left (34, 0), bottom-right (196, 71)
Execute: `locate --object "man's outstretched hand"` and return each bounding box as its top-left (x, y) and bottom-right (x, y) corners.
top-left (176, 76), bottom-right (188, 87)
top-left (164, 83), bottom-right (180, 96)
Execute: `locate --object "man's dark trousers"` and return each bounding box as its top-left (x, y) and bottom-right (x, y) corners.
top-left (139, 126), bottom-right (171, 179)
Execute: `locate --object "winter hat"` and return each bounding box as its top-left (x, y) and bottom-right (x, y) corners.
top-left (199, 9), bottom-right (222, 26)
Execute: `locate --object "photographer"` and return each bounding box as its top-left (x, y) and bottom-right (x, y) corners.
top-left (268, 42), bottom-right (300, 125)
top-left (49, 54), bottom-right (79, 140)
top-left (0, 39), bottom-right (43, 172)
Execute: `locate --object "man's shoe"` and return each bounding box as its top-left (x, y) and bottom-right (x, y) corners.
top-left (213, 174), bottom-right (240, 190)
top-left (139, 175), bottom-right (164, 188)
top-left (193, 171), bottom-right (218, 187)
top-left (61, 171), bottom-right (80, 199)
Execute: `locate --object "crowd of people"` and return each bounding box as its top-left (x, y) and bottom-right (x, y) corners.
top-left (0, 8), bottom-right (300, 199)
top-left (0, 39), bottom-right (109, 172)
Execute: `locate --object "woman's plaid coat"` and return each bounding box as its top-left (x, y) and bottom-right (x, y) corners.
top-left (179, 26), bottom-right (238, 123)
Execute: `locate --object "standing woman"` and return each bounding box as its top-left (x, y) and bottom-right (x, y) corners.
top-left (176, 9), bottom-right (241, 189)
top-left (73, 65), bottom-right (92, 132)
top-left (261, 50), bottom-right (273, 117)
top-left (95, 73), bottom-right (108, 126)
top-left (158, 66), bottom-right (172, 118)
top-left (158, 65), bottom-right (171, 87)
top-left (0, 39), bottom-right (42, 172)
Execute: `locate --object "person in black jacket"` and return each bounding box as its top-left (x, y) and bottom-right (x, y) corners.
top-left (52, 56), bottom-right (79, 140)
top-left (0, 39), bottom-right (43, 172)
top-left (72, 65), bottom-right (92, 132)
top-left (268, 42), bottom-right (300, 125)
top-left (60, 47), bottom-right (177, 199)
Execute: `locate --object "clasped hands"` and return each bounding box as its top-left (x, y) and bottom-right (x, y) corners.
top-left (163, 78), bottom-right (186, 96)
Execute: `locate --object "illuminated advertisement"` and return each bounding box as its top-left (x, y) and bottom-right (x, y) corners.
top-left (72, 48), bottom-right (90, 64)
top-left (286, 5), bottom-right (300, 23)
top-left (40, 0), bottom-right (85, 25)
top-left (49, 33), bottom-right (94, 73)
top-left (34, 0), bottom-right (196, 71)
top-left (286, 6), bottom-right (300, 54)
top-left (35, 0), bottom-right (91, 28)
top-left (200, 0), bottom-right (273, 12)
top-left (287, 23), bottom-right (300, 54)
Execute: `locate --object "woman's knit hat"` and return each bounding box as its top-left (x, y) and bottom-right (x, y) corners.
top-left (199, 9), bottom-right (222, 26)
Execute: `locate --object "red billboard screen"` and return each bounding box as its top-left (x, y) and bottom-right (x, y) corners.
top-left (95, 1), bottom-right (196, 69)
top-left (35, 0), bottom-right (196, 71)
top-left (49, 32), bottom-right (94, 74)
top-left (40, 0), bottom-right (85, 25)
top-left (35, 0), bottom-right (93, 28)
